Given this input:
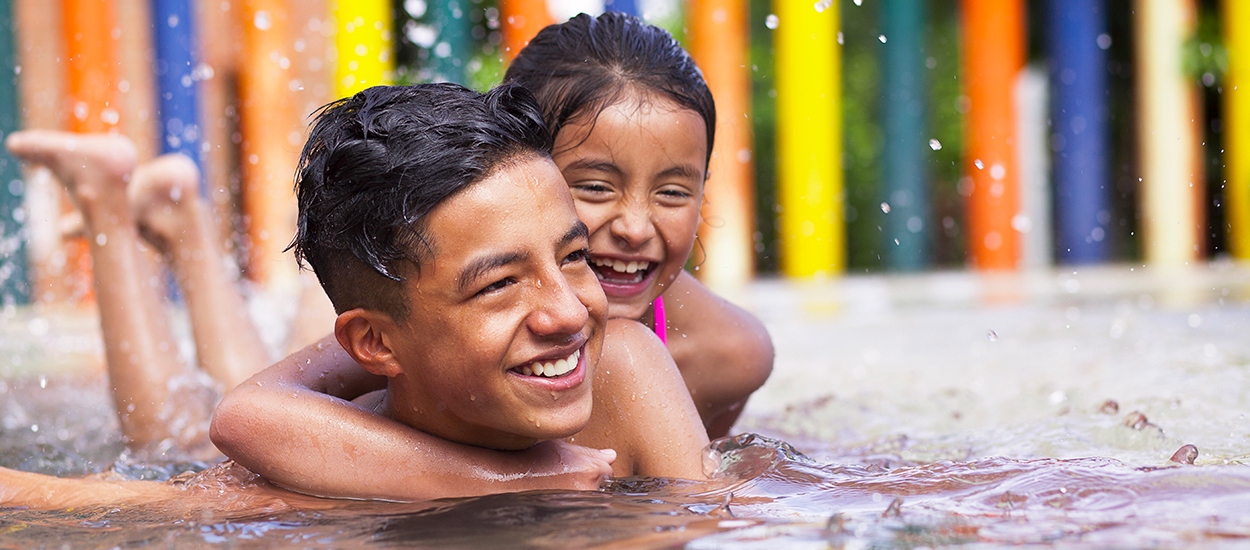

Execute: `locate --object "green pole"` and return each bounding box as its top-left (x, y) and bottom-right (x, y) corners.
top-left (428, 0), bottom-right (472, 85)
top-left (880, 0), bottom-right (929, 271)
top-left (0, 0), bottom-right (29, 305)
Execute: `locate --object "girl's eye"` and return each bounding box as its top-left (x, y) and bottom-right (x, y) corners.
top-left (571, 181), bottom-right (612, 194)
top-left (659, 188), bottom-right (691, 199)
top-left (477, 278), bottom-right (515, 296)
top-left (563, 248), bottom-right (590, 265)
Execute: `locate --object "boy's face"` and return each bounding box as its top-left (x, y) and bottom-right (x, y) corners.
top-left (382, 156), bottom-right (607, 450)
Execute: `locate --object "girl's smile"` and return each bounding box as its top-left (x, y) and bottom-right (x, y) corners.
top-left (553, 94), bottom-right (708, 320)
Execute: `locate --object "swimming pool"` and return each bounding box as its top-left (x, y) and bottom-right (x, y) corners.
top-left (2, 263), bottom-right (1249, 547)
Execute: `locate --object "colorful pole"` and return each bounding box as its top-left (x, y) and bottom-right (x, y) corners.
top-left (689, 0), bottom-right (755, 288)
top-left (605, 0), bottom-right (639, 15)
top-left (116, 0), bottom-right (158, 161)
top-left (238, 0), bottom-right (299, 285)
top-left (1046, 0), bottom-right (1110, 264)
top-left (1134, 0), bottom-right (1202, 266)
top-left (428, 0), bottom-right (471, 85)
top-left (153, 0), bottom-right (203, 171)
top-left (962, 0), bottom-right (1024, 270)
top-left (776, 0), bottom-right (842, 277)
top-left (880, 0), bottom-right (929, 271)
top-left (14, 0), bottom-right (68, 303)
top-left (195, 0), bottom-right (242, 244)
top-left (1226, 0), bottom-right (1250, 260)
top-left (0, 0), bottom-right (29, 304)
top-left (332, 0), bottom-right (393, 98)
top-left (500, 0), bottom-right (553, 61)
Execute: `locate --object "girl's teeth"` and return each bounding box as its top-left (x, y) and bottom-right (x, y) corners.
top-left (524, 349), bottom-right (580, 378)
top-left (594, 258), bottom-right (651, 274)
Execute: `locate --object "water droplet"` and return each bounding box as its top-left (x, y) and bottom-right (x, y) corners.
top-left (878, 34), bottom-right (887, 43)
top-left (929, 138), bottom-right (942, 150)
top-left (253, 10), bottom-right (272, 30)
top-left (974, 159), bottom-right (984, 170)
top-left (813, 0), bottom-right (833, 13)
top-left (880, 202), bottom-right (891, 213)
top-left (986, 330), bottom-right (998, 342)
top-left (765, 14), bottom-right (779, 29)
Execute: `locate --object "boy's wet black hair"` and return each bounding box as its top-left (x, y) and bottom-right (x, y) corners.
top-left (291, 83), bottom-right (552, 320)
top-left (504, 12), bottom-right (716, 169)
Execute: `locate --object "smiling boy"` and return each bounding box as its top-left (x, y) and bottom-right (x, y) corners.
top-left (0, 83), bottom-right (707, 509)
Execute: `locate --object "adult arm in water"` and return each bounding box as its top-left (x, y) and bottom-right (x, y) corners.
top-left (211, 320), bottom-right (708, 500)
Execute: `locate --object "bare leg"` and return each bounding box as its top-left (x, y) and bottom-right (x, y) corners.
top-left (130, 155), bottom-right (271, 389)
top-left (5, 131), bottom-right (201, 452)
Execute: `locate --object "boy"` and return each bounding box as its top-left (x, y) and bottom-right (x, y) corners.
top-left (1, 83), bottom-right (708, 508)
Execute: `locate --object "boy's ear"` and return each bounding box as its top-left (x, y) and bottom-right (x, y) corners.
top-left (335, 309), bottom-right (404, 378)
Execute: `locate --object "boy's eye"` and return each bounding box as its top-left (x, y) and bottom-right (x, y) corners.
top-left (477, 278), bottom-right (515, 296)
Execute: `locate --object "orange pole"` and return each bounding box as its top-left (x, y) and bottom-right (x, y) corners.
top-left (195, 0), bottom-right (242, 243)
top-left (62, 0), bottom-right (123, 301)
top-left (238, 0), bottom-right (299, 286)
top-left (961, 0), bottom-right (1025, 270)
top-left (500, 0), bottom-right (553, 61)
top-left (688, 0), bottom-right (755, 289)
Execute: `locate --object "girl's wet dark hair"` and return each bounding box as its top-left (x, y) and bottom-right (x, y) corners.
top-left (292, 83), bottom-right (551, 319)
top-left (504, 12), bottom-right (716, 168)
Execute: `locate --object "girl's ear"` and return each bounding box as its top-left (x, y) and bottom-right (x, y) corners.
top-left (335, 309), bottom-right (404, 378)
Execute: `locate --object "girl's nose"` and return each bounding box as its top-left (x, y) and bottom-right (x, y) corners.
top-left (527, 271), bottom-right (590, 338)
top-left (608, 206), bottom-right (656, 249)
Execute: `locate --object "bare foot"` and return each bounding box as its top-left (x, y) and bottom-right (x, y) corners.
top-left (129, 154), bottom-right (204, 254)
top-left (5, 131), bottom-right (138, 217)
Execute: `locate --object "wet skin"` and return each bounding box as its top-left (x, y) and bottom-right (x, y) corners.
top-left (337, 156), bottom-right (608, 451)
top-left (553, 94), bottom-right (707, 321)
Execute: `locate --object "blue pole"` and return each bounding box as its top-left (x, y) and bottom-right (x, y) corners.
top-left (0, 0), bottom-right (29, 305)
top-left (429, 0), bottom-right (471, 85)
top-left (152, 0), bottom-right (202, 182)
top-left (605, 0), bottom-right (640, 16)
top-left (1047, 0), bottom-right (1110, 263)
top-left (881, 0), bottom-right (929, 270)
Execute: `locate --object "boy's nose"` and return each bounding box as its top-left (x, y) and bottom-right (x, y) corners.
top-left (527, 271), bottom-right (590, 337)
top-left (608, 206), bottom-right (656, 249)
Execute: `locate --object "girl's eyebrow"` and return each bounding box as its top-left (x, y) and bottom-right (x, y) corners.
top-left (657, 164), bottom-right (704, 181)
top-left (562, 158), bottom-right (622, 176)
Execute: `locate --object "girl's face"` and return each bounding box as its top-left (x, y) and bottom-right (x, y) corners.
top-left (552, 95), bottom-right (708, 320)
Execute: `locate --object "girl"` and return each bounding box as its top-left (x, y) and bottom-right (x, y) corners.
top-left (210, 12), bottom-right (773, 498)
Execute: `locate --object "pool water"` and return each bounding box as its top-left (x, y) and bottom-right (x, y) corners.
top-left (2, 263), bottom-right (1250, 548)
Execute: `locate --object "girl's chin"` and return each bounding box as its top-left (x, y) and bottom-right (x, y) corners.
top-left (605, 298), bottom-right (654, 320)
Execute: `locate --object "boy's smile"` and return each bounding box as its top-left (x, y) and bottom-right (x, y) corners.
top-left (372, 156), bottom-right (607, 451)
top-left (553, 95), bottom-right (707, 320)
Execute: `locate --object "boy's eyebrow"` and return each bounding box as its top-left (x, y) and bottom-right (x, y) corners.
top-left (456, 222), bottom-right (589, 293)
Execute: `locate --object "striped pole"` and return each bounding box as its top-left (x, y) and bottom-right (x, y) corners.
top-left (500, 0), bottom-right (553, 61)
top-left (962, 0), bottom-right (1025, 270)
top-left (0, 0), bottom-right (28, 304)
top-left (238, 0), bottom-right (299, 285)
top-left (1225, 0), bottom-right (1250, 260)
top-left (776, 0), bottom-right (842, 277)
top-left (116, 0), bottom-right (158, 160)
top-left (689, 0), bottom-right (755, 288)
top-left (1134, 0), bottom-right (1202, 266)
top-left (880, 0), bottom-right (929, 271)
top-left (1047, 0), bottom-right (1111, 264)
top-left (428, 0), bottom-right (471, 85)
top-left (332, 0), bottom-right (393, 98)
top-left (605, 0), bottom-right (639, 15)
top-left (153, 0), bottom-right (203, 171)
top-left (14, 1), bottom-right (67, 303)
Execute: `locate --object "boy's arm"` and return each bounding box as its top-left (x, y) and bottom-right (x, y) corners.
top-left (664, 271), bottom-right (775, 439)
top-left (210, 334), bottom-right (615, 501)
top-left (571, 319), bottom-right (711, 479)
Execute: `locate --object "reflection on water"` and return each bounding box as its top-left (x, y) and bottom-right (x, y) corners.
top-left (2, 265), bottom-right (1250, 547)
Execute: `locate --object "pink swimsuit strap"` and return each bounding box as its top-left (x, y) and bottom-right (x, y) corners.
top-left (652, 295), bottom-right (668, 346)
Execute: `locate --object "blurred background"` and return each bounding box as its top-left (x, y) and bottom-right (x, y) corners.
top-left (0, 0), bottom-right (1244, 308)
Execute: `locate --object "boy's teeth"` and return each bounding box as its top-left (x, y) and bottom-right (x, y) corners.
top-left (524, 349), bottom-right (580, 378)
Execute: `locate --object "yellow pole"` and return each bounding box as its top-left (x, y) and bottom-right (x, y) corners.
top-left (1135, 0), bottom-right (1202, 266)
top-left (331, 0), bottom-right (393, 98)
top-left (775, 0), bottom-right (842, 277)
top-left (1226, 0), bottom-right (1250, 260)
